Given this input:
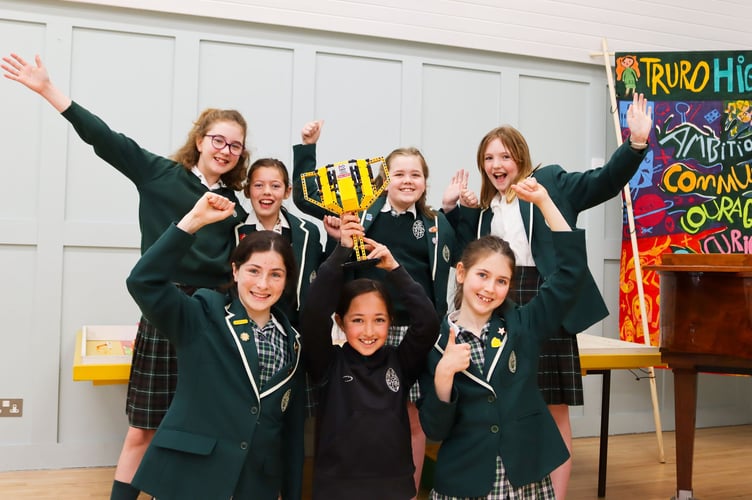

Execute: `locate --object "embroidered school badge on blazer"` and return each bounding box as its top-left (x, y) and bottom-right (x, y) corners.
top-left (508, 351), bottom-right (517, 373)
top-left (281, 389), bottom-right (292, 412)
top-left (412, 219), bottom-right (425, 239)
top-left (385, 368), bottom-right (400, 392)
top-left (442, 244), bottom-right (451, 263)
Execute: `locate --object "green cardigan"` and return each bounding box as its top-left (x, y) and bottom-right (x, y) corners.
top-left (127, 225), bottom-right (305, 500)
top-left (418, 229), bottom-right (587, 495)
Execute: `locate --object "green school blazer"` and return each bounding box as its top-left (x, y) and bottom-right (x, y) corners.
top-left (454, 141), bottom-right (646, 334)
top-left (127, 225), bottom-right (305, 500)
top-left (419, 230), bottom-right (587, 496)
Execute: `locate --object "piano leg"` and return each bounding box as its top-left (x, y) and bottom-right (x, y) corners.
top-left (672, 367), bottom-right (698, 500)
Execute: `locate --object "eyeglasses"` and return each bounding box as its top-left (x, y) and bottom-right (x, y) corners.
top-left (204, 134), bottom-right (244, 156)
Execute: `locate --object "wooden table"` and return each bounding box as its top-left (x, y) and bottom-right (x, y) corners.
top-left (578, 333), bottom-right (663, 497)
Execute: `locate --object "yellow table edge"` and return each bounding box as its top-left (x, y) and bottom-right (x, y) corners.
top-left (72, 331), bottom-right (132, 385)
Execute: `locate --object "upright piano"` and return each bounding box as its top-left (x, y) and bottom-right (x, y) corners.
top-left (652, 253), bottom-right (752, 500)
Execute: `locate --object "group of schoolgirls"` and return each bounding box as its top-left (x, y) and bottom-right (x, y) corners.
top-left (3, 51), bottom-right (654, 500)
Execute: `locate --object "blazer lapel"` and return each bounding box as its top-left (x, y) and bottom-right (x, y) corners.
top-left (224, 300), bottom-right (261, 402)
top-left (361, 196), bottom-right (386, 231)
top-left (479, 208), bottom-right (492, 238)
top-left (483, 315), bottom-right (508, 381)
top-left (424, 214), bottom-right (438, 281)
top-left (259, 318), bottom-right (302, 399)
top-left (285, 208), bottom-right (309, 306)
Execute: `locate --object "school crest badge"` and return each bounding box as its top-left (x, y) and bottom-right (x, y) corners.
top-left (385, 368), bottom-right (400, 393)
top-left (412, 219), bottom-right (425, 239)
top-left (508, 351), bottom-right (517, 374)
top-left (281, 388), bottom-right (292, 412)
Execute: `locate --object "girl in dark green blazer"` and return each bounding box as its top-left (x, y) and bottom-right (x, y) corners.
top-left (442, 93), bottom-right (653, 498)
top-left (419, 178), bottom-right (587, 499)
top-left (127, 193), bottom-right (305, 500)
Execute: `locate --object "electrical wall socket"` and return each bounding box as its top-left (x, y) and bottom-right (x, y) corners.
top-left (0, 398), bottom-right (23, 417)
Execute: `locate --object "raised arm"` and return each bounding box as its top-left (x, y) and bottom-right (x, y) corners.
top-left (2, 53), bottom-right (71, 112)
top-left (511, 177), bottom-right (570, 232)
top-left (292, 121), bottom-right (329, 220)
top-left (126, 193), bottom-right (235, 344)
top-left (299, 212), bottom-right (363, 381)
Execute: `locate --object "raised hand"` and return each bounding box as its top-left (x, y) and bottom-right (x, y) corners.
top-left (510, 176), bottom-right (548, 205)
top-left (301, 120), bottom-right (324, 145)
top-left (442, 169), bottom-right (470, 211)
top-left (438, 326), bottom-right (471, 375)
top-left (511, 177), bottom-right (570, 232)
top-left (434, 326), bottom-right (471, 402)
top-left (323, 214), bottom-right (341, 240)
top-left (2, 53), bottom-right (49, 93)
top-left (363, 236), bottom-right (398, 271)
top-left (460, 187), bottom-right (479, 208)
top-left (339, 212), bottom-right (364, 249)
top-left (626, 92), bottom-right (653, 145)
top-left (177, 192), bottom-right (236, 234)
top-left (1, 53), bottom-right (71, 112)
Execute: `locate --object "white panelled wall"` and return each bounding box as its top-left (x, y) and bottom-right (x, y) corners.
top-left (1, 0), bottom-right (751, 471)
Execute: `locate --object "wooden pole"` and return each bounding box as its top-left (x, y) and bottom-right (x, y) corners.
top-left (592, 37), bottom-right (665, 463)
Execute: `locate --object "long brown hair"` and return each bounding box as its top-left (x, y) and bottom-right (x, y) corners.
top-left (172, 109), bottom-right (250, 191)
top-left (374, 147), bottom-right (436, 218)
top-left (476, 126), bottom-right (536, 207)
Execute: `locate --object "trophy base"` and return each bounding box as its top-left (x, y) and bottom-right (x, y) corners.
top-left (342, 258), bottom-right (380, 270)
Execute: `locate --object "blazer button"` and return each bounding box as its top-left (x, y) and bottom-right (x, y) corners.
top-left (250, 406), bottom-right (258, 415)
top-left (240, 441), bottom-right (248, 450)
top-left (490, 425), bottom-right (499, 433)
top-left (487, 395), bottom-right (496, 403)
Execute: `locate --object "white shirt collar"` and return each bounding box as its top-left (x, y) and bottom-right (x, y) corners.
top-left (244, 209), bottom-right (290, 234)
top-left (191, 166), bottom-right (226, 190)
top-left (381, 199), bottom-right (417, 217)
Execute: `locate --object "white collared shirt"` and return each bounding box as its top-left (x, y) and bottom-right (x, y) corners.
top-left (243, 209), bottom-right (290, 234)
top-left (191, 166), bottom-right (226, 190)
top-left (489, 193), bottom-right (535, 266)
top-left (381, 199), bottom-right (417, 218)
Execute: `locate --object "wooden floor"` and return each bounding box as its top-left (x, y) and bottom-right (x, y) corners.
top-left (1, 425), bottom-right (751, 499)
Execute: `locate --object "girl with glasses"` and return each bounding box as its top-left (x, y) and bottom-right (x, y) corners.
top-left (2, 53), bottom-right (250, 500)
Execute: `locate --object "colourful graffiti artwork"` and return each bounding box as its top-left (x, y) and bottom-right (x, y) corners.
top-left (616, 51), bottom-right (752, 345)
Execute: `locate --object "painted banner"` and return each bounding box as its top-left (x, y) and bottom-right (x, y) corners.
top-left (615, 51), bottom-right (752, 344)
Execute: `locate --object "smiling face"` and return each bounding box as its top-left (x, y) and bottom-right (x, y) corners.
top-left (386, 153), bottom-right (427, 213)
top-left (246, 165), bottom-right (291, 228)
top-left (482, 137), bottom-right (521, 196)
top-left (456, 251), bottom-right (513, 321)
top-left (336, 291), bottom-right (390, 356)
top-left (195, 120), bottom-right (245, 185)
top-left (232, 250), bottom-right (287, 325)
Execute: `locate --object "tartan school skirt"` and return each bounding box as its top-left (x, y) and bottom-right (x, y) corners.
top-left (430, 456), bottom-right (555, 500)
top-left (514, 266), bottom-right (584, 406)
top-left (125, 315), bottom-right (177, 429)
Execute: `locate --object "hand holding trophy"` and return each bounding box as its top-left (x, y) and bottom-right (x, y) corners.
top-left (300, 157), bottom-right (389, 268)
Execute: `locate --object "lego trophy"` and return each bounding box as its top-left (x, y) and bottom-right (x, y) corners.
top-left (300, 157), bottom-right (389, 268)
